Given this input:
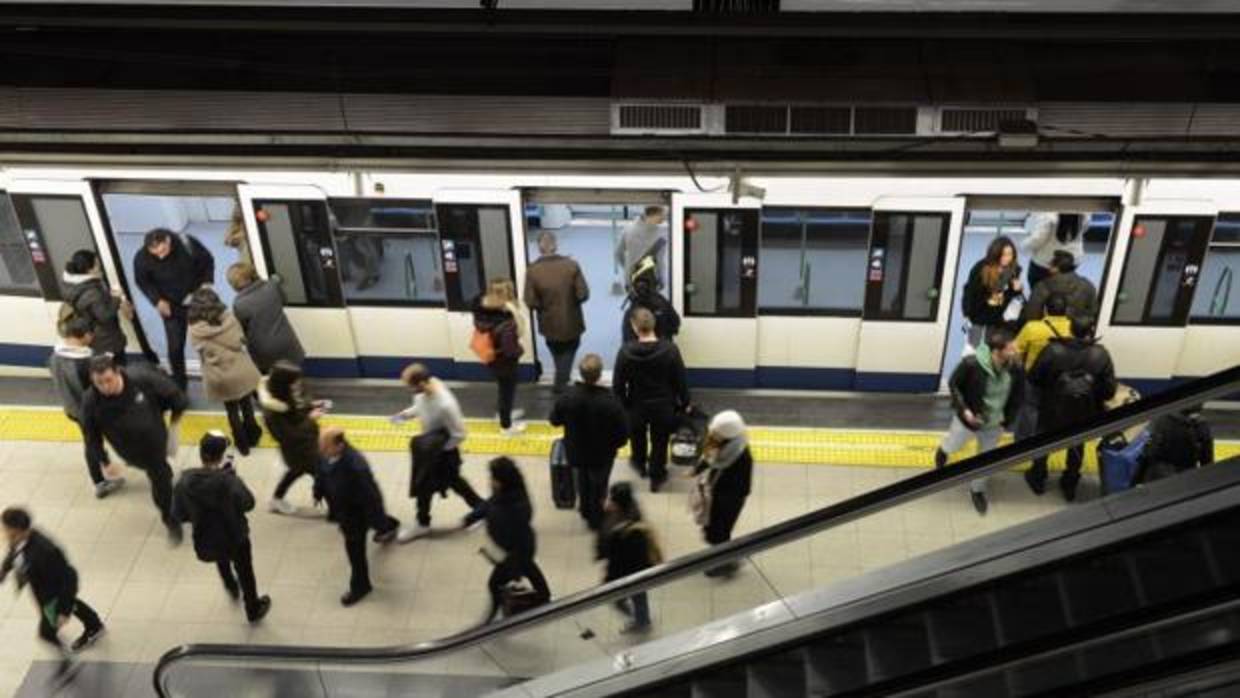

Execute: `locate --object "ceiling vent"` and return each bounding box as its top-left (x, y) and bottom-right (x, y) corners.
top-left (613, 103), bottom-right (707, 134)
top-left (693, 0), bottom-right (780, 12)
top-left (853, 106), bottom-right (918, 135)
top-left (940, 107), bottom-right (1035, 134)
top-left (790, 106), bottom-right (852, 135)
top-left (725, 105), bottom-right (788, 134)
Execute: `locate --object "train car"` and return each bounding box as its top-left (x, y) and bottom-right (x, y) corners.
top-left (0, 164), bottom-right (1236, 396)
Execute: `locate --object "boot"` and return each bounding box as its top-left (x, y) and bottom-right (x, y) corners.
top-left (934, 448), bottom-right (948, 469)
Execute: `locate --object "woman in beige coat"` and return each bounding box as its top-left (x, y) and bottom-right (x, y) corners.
top-left (189, 287), bottom-right (263, 455)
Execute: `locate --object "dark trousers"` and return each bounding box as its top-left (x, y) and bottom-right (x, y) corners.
top-left (1013, 380), bottom-right (1040, 443)
top-left (575, 464), bottom-right (613, 529)
top-left (493, 368), bottom-right (518, 429)
top-left (1030, 444), bottom-right (1085, 487)
top-left (342, 525), bottom-right (371, 593)
top-left (630, 400), bottom-right (676, 481)
top-left (163, 309), bottom-right (189, 391)
top-left (215, 537), bottom-right (260, 611)
top-left (224, 396), bottom-right (261, 454)
top-left (136, 459), bottom-right (176, 528)
top-left (545, 338), bottom-right (580, 393)
top-left (615, 592), bottom-right (651, 626)
top-left (37, 597), bottom-right (102, 655)
top-left (273, 469), bottom-right (309, 500)
top-left (487, 554), bottom-right (551, 619)
top-left (416, 472), bottom-right (483, 527)
top-left (705, 494), bottom-right (747, 546)
top-left (1027, 261), bottom-right (1052, 292)
top-left (73, 420), bottom-right (105, 485)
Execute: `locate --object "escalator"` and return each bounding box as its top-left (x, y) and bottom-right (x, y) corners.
top-left (154, 367), bottom-right (1240, 698)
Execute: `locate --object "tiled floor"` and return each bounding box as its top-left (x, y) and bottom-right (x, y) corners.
top-left (0, 437), bottom-right (1071, 698)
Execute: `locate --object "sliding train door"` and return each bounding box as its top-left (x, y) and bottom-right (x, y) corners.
top-left (1178, 211), bottom-right (1240, 380)
top-left (239, 184), bottom-right (360, 377)
top-left (854, 197), bottom-right (965, 392)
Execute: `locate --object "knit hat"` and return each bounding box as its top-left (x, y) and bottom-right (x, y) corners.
top-left (708, 410), bottom-right (746, 440)
top-left (199, 431), bottom-right (231, 464)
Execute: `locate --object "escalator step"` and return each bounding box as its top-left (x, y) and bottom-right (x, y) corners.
top-left (925, 595), bottom-right (999, 663)
top-left (1059, 552), bottom-right (1141, 625)
top-left (994, 577), bottom-right (1069, 645)
top-left (866, 614), bottom-right (933, 681)
top-left (806, 633), bottom-right (869, 695)
top-left (747, 649), bottom-right (807, 698)
top-left (691, 664), bottom-right (749, 698)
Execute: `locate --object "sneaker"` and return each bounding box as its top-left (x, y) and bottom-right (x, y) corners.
top-left (268, 498), bottom-right (297, 516)
top-left (619, 620), bottom-right (652, 635)
top-left (396, 523), bottom-right (431, 543)
top-left (1024, 469), bottom-right (1046, 496)
top-left (971, 491), bottom-right (989, 516)
top-left (94, 478), bottom-right (125, 499)
top-left (246, 595), bottom-right (272, 623)
top-left (340, 587), bottom-right (371, 607)
top-left (372, 526), bottom-right (398, 544)
top-left (70, 625), bottom-right (105, 653)
top-left (501, 423), bottom-right (527, 437)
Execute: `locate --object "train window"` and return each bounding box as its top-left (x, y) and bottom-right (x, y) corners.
top-left (864, 212), bottom-right (950, 321)
top-left (0, 194), bottom-right (40, 296)
top-left (434, 203), bottom-right (514, 312)
top-left (328, 198), bottom-right (445, 306)
top-left (1191, 213), bottom-right (1240, 323)
top-left (758, 207), bottom-right (869, 315)
top-left (684, 208), bottom-right (759, 317)
top-left (8, 194), bottom-right (100, 301)
top-left (1112, 216), bottom-right (1213, 326)
top-left (252, 200), bottom-right (339, 307)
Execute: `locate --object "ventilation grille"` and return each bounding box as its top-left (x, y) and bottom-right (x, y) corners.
top-left (693, 0), bottom-right (780, 12)
top-left (853, 107), bottom-right (918, 135)
top-left (725, 105), bottom-right (787, 134)
top-left (790, 106), bottom-right (852, 134)
top-left (941, 108), bottom-right (1030, 133)
top-left (616, 104), bottom-right (704, 132)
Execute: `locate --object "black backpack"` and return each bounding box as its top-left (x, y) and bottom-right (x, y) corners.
top-left (1055, 367), bottom-right (1097, 416)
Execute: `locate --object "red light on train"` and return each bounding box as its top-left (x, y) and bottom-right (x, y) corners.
top-left (685, 217), bottom-right (698, 232)
top-left (255, 208), bottom-right (269, 223)
top-left (1133, 224), bottom-right (1146, 238)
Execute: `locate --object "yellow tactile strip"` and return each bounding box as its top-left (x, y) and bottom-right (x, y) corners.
top-left (1, 408), bottom-right (1235, 472)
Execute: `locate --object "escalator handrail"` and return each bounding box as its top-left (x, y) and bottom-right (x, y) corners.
top-left (153, 365), bottom-right (1240, 697)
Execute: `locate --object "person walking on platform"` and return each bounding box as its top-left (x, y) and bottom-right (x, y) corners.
top-left (550, 353), bottom-right (629, 530)
top-left (133, 228), bottom-right (215, 391)
top-left (392, 363), bottom-right (484, 542)
top-left (614, 307), bottom-right (690, 492)
top-left (1022, 212), bottom-right (1086, 291)
top-left (172, 432), bottom-right (272, 623)
top-left (464, 457), bottom-right (551, 623)
top-left (81, 355), bottom-right (185, 543)
top-left (934, 326), bottom-right (1022, 516)
top-left (597, 482), bottom-right (660, 634)
top-left (472, 279), bottom-right (528, 436)
top-left (694, 411), bottom-right (754, 579)
top-left (317, 428), bottom-right (400, 607)
top-left (1026, 317), bottom-right (1117, 502)
top-left (962, 237), bottom-right (1023, 348)
top-left (62, 249), bottom-right (129, 364)
top-left (1012, 293), bottom-right (1073, 443)
top-left (259, 361), bottom-right (325, 515)
top-left (49, 315), bottom-right (125, 499)
top-left (1022, 250), bottom-right (1099, 325)
top-left (227, 262), bottom-right (305, 375)
top-left (1, 507), bottom-right (105, 685)
top-left (188, 288), bottom-right (263, 456)
top-left (524, 231), bottom-right (589, 395)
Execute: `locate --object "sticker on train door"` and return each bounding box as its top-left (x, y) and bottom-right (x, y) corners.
top-left (868, 247), bottom-right (885, 282)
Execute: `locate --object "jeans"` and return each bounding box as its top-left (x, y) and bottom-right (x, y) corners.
top-left (487, 554), bottom-right (551, 619)
top-left (575, 464), bottom-right (613, 530)
top-left (224, 396), bottom-right (262, 454)
top-left (629, 400), bottom-right (676, 482)
top-left (545, 338), bottom-right (580, 393)
top-left (37, 596), bottom-right (103, 656)
top-left (163, 308), bottom-right (189, 391)
top-left (492, 367), bottom-right (518, 429)
top-left (940, 415), bottom-right (1002, 495)
top-left (215, 537), bottom-right (261, 611)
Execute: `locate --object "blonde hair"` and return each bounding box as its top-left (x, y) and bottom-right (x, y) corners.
top-left (486, 278), bottom-right (516, 304)
top-left (227, 262), bottom-right (259, 291)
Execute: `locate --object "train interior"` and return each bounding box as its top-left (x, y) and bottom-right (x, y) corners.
top-left (331, 198), bottom-right (445, 305)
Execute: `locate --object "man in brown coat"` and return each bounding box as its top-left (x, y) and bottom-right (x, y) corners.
top-left (524, 231), bottom-right (590, 394)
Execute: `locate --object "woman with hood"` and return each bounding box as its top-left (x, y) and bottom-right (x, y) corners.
top-left (61, 249), bottom-right (129, 363)
top-left (258, 361), bottom-right (325, 515)
top-left (472, 279), bottom-right (528, 436)
top-left (227, 262), bottom-right (305, 375)
top-left (188, 288), bottom-right (263, 455)
top-left (693, 410), bottom-right (754, 579)
top-left (961, 236), bottom-right (1023, 348)
top-left (596, 482), bottom-right (661, 634)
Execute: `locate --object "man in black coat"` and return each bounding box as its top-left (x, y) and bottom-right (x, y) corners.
top-left (133, 228), bottom-right (215, 391)
top-left (316, 428), bottom-right (400, 607)
top-left (1, 507), bottom-right (105, 682)
top-left (81, 354), bottom-right (187, 543)
top-left (1026, 316), bottom-right (1118, 501)
top-left (550, 353), bottom-right (629, 530)
top-left (172, 432), bottom-right (272, 623)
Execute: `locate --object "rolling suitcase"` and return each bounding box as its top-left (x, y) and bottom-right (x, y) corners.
top-left (549, 438), bottom-right (576, 510)
top-left (1098, 429), bottom-right (1149, 496)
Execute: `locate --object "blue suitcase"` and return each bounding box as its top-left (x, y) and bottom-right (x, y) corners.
top-left (1098, 429), bottom-right (1149, 495)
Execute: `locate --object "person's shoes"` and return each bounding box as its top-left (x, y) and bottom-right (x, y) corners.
top-left (373, 526), bottom-right (398, 544)
top-left (166, 524), bottom-right (183, 546)
top-left (341, 587), bottom-right (371, 607)
top-left (619, 620), bottom-right (652, 635)
top-left (501, 423), bottom-right (527, 437)
top-left (704, 561), bottom-right (740, 578)
top-left (629, 459), bottom-right (648, 479)
top-left (934, 448), bottom-right (948, 469)
top-left (70, 625), bottom-right (105, 653)
top-left (268, 498), bottom-right (296, 515)
top-left (246, 595), bottom-right (272, 623)
top-left (971, 491), bottom-right (989, 516)
top-left (650, 476), bottom-right (667, 493)
top-left (94, 478), bottom-right (125, 499)
top-left (1060, 476), bottom-right (1079, 503)
top-left (397, 523), bottom-right (431, 543)
top-left (237, 443), bottom-right (251, 457)
top-left (222, 581), bottom-right (240, 601)
top-left (1024, 470), bottom-right (1046, 496)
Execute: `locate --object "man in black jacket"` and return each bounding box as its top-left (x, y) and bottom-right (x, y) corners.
top-left (81, 354), bottom-right (186, 543)
top-left (934, 326), bottom-right (1022, 515)
top-left (133, 228), bottom-right (215, 390)
top-left (550, 353), bottom-right (629, 530)
top-left (172, 432), bottom-right (272, 623)
top-left (317, 428), bottom-right (400, 606)
top-left (1, 507), bottom-right (105, 682)
top-left (614, 307), bottom-right (690, 492)
top-left (1134, 408), bottom-right (1215, 485)
top-left (1023, 251), bottom-right (1099, 324)
top-left (1026, 316), bottom-right (1118, 502)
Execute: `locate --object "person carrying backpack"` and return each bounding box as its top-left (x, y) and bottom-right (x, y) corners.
top-left (621, 258), bottom-right (680, 344)
top-left (1133, 407), bottom-right (1215, 485)
top-left (1026, 316), bottom-right (1118, 501)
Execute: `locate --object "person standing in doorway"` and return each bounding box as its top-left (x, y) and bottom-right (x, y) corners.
top-left (472, 279), bottom-right (528, 436)
top-left (524, 231), bottom-right (589, 395)
top-left (614, 307), bottom-right (690, 492)
top-left (1022, 251), bottom-right (1099, 325)
top-left (616, 206), bottom-right (667, 289)
top-left (258, 361), bottom-right (325, 515)
top-left (133, 228), bottom-right (215, 391)
top-left (550, 353), bottom-right (629, 530)
top-left (81, 355), bottom-right (186, 543)
top-left (962, 237), bottom-right (1023, 348)
top-left (62, 249), bottom-right (129, 364)
top-left (188, 288), bottom-right (263, 456)
top-left (1023, 212), bottom-right (1086, 292)
top-left (227, 262), bottom-right (305, 375)
top-left (1, 507), bottom-right (106, 685)
top-left (934, 326), bottom-right (1022, 516)
top-left (694, 410), bottom-right (754, 579)
top-left (49, 316), bottom-right (125, 499)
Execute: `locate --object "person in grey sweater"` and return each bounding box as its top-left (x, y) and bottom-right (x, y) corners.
top-left (227, 262), bottom-right (305, 374)
top-left (615, 206), bottom-right (667, 290)
top-left (49, 316), bottom-right (124, 499)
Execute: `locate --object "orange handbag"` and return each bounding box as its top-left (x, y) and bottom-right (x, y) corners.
top-left (470, 328), bottom-right (497, 364)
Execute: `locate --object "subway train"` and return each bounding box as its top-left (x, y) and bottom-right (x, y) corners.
top-left (0, 165), bottom-right (1237, 396)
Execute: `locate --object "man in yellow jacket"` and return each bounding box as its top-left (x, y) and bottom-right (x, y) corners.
top-left (1013, 293), bottom-right (1072, 443)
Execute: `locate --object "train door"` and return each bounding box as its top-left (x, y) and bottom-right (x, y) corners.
top-left (1098, 200), bottom-right (1216, 393)
top-left (239, 184), bottom-right (360, 377)
top-left (432, 189), bottom-right (529, 381)
top-left (1178, 212), bottom-right (1240, 379)
top-left (854, 197), bottom-right (964, 392)
top-left (521, 189), bottom-right (671, 378)
top-left (674, 193), bottom-right (761, 387)
top-left (5, 178), bottom-right (143, 361)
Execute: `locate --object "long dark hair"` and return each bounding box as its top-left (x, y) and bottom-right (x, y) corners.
top-left (1056, 213), bottom-right (1083, 244)
top-left (489, 456), bottom-right (529, 503)
top-left (608, 482), bottom-right (643, 522)
top-left (981, 236), bottom-right (1017, 289)
top-left (266, 360), bottom-right (308, 408)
